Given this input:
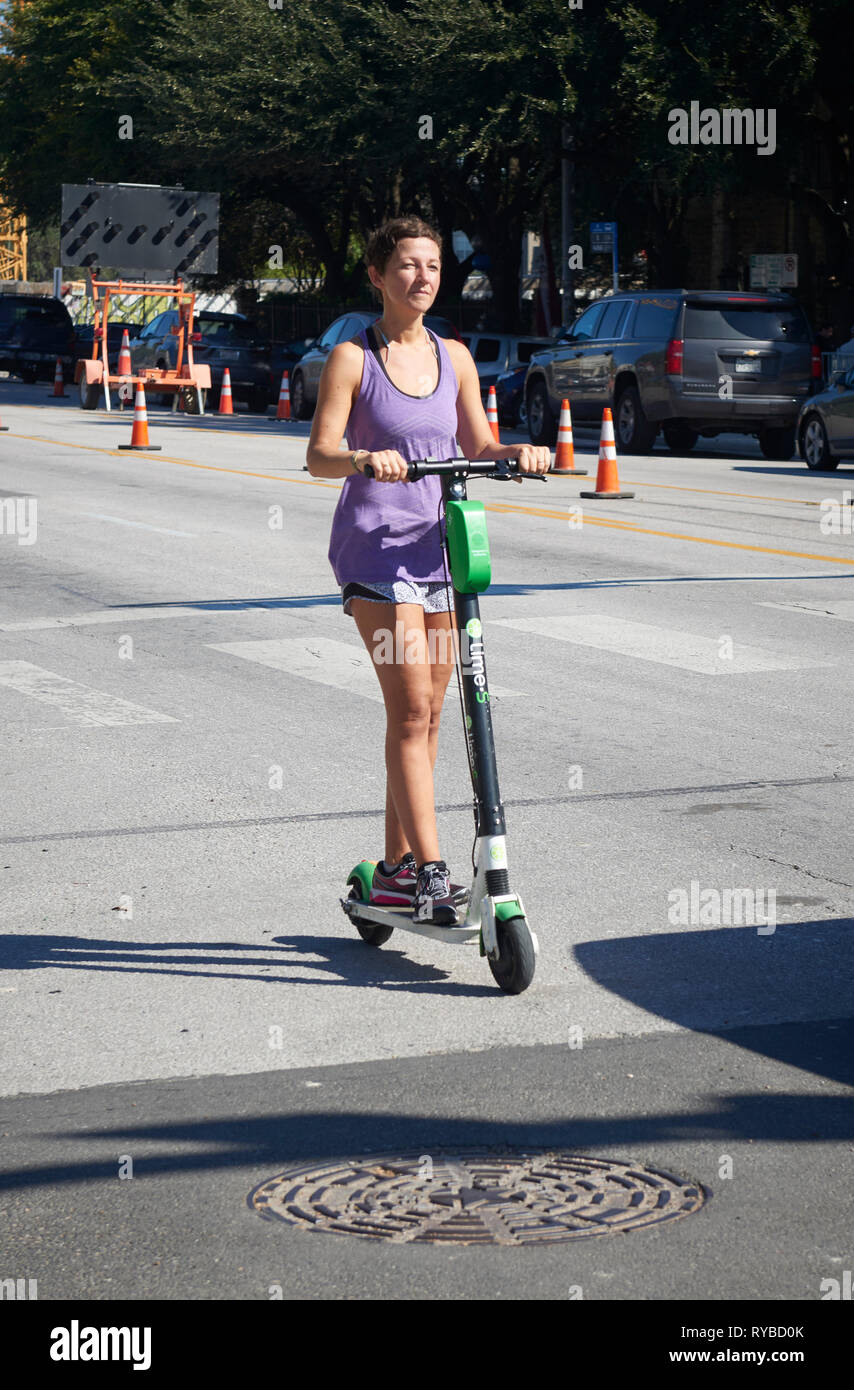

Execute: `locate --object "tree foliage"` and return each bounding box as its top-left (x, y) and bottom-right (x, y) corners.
top-left (1, 0), bottom-right (852, 324)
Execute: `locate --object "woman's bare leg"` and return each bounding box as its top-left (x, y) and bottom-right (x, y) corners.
top-left (351, 599), bottom-right (451, 867)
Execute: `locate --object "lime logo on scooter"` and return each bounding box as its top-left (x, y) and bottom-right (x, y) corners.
top-left (464, 618), bottom-right (489, 705)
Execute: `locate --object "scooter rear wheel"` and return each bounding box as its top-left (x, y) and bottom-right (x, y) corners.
top-left (488, 917), bottom-right (536, 995)
top-left (347, 882), bottom-right (394, 947)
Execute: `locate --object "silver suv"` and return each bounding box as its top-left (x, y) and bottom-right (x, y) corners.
top-left (525, 291), bottom-right (820, 460)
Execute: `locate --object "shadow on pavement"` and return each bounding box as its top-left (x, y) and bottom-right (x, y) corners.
top-left (575, 917), bottom-right (854, 1087)
top-left (0, 931), bottom-right (494, 998)
top-left (0, 1018), bottom-right (851, 1192)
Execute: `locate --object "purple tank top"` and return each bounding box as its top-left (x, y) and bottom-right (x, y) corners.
top-left (327, 326), bottom-right (460, 584)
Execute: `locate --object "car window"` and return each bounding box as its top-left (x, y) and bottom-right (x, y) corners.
top-left (473, 337), bottom-right (502, 363)
top-left (515, 340), bottom-right (553, 364)
top-left (0, 300), bottom-right (67, 326)
top-left (570, 303), bottom-right (606, 341)
top-left (631, 297), bottom-right (679, 338)
top-left (596, 300), bottom-right (629, 339)
top-left (198, 317), bottom-right (253, 343)
top-left (684, 302), bottom-right (810, 342)
top-left (317, 318), bottom-right (349, 349)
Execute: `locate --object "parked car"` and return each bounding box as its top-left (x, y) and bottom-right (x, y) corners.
top-left (289, 310), bottom-right (461, 419)
top-left (74, 321), bottom-right (139, 374)
top-left (459, 332), bottom-right (553, 397)
top-left (131, 310), bottom-right (271, 412)
top-left (495, 364), bottom-right (528, 427)
top-left (0, 294), bottom-right (77, 383)
top-left (524, 290), bottom-right (820, 459)
top-left (797, 364), bottom-right (854, 469)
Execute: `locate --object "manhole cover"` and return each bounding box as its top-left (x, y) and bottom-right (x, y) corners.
top-left (248, 1150), bottom-right (708, 1245)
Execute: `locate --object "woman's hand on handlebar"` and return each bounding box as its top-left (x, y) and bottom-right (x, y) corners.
top-left (361, 450), bottom-right (409, 482)
top-left (514, 444), bottom-right (551, 483)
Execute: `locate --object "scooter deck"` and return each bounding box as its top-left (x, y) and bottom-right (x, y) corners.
top-left (339, 895), bottom-right (481, 944)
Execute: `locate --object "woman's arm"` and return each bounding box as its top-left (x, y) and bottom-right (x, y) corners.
top-left (305, 342), bottom-right (366, 478)
top-left (449, 339), bottom-right (551, 479)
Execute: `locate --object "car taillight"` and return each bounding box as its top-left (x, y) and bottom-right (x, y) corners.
top-left (665, 338), bottom-right (683, 375)
top-left (191, 332), bottom-right (202, 343)
top-left (811, 344), bottom-right (822, 379)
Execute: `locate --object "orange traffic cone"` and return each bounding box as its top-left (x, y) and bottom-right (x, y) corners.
top-left (580, 408), bottom-right (634, 499)
top-left (486, 385), bottom-right (500, 443)
top-left (276, 371), bottom-right (291, 421)
top-left (551, 398), bottom-right (588, 475)
top-left (47, 359), bottom-right (67, 398)
top-left (117, 329), bottom-right (132, 377)
top-left (218, 367), bottom-right (234, 415)
top-left (118, 382), bottom-right (161, 451)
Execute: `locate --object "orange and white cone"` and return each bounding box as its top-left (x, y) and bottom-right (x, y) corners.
top-left (580, 408), bottom-right (634, 499)
top-left (47, 358), bottom-right (66, 398)
top-left (276, 370), bottom-right (291, 421)
top-left (118, 382), bottom-right (161, 451)
top-left (486, 385), bottom-right (500, 443)
top-left (218, 367), bottom-right (234, 415)
top-left (117, 329), bottom-right (132, 377)
top-left (551, 398), bottom-right (588, 475)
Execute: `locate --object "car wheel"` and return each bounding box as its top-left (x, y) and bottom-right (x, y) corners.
top-left (758, 425), bottom-right (796, 462)
top-left (615, 384), bottom-right (657, 453)
top-left (290, 372), bottom-right (313, 420)
top-left (527, 380), bottom-right (557, 446)
top-left (20, 366), bottom-right (38, 385)
top-left (79, 376), bottom-right (101, 410)
top-left (800, 416), bottom-right (838, 471)
top-left (662, 423), bottom-right (698, 453)
top-left (516, 395), bottom-right (528, 429)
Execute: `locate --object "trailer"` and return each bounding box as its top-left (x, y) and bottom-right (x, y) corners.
top-left (74, 278), bottom-right (211, 413)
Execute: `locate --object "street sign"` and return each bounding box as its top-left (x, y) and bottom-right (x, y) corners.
top-left (590, 222), bottom-right (619, 292)
top-left (749, 253), bottom-right (797, 289)
top-left (590, 221), bottom-right (616, 253)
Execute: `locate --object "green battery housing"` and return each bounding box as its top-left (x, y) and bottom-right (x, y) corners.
top-left (445, 500), bottom-right (492, 592)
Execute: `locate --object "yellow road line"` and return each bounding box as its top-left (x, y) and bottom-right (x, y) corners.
top-left (7, 430), bottom-right (854, 565)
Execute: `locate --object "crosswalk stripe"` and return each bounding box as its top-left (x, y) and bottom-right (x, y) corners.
top-left (760, 599), bottom-right (854, 623)
top-left (207, 637), bottom-right (524, 702)
top-left (0, 661), bottom-right (176, 726)
top-left (491, 614), bottom-right (827, 675)
top-left (0, 605), bottom-right (276, 633)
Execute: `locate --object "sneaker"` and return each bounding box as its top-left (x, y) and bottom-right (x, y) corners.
top-left (413, 860), bottom-right (459, 926)
top-left (370, 853), bottom-right (418, 905)
top-left (371, 853), bottom-right (468, 908)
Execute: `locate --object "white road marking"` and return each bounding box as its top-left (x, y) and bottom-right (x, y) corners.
top-left (0, 605), bottom-right (273, 633)
top-left (207, 637), bottom-right (524, 702)
top-left (760, 600), bottom-right (854, 623)
top-left (491, 615), bottom-right (825, 675)
top-left (0, 661), bottom-right (176, 726)
top-left (78, 512), bottom-right (197, 537)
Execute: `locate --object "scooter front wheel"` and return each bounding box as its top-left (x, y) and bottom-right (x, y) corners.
top-left (488, 917), bottom-right (536, 995)
top-left (347, 881), bottom-right (394, 947)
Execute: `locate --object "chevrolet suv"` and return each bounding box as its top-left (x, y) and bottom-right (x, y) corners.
top-left (525, 290), bottom-right (819, 459)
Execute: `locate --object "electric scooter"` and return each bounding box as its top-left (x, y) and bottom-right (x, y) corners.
top-left (340, 456), bottom-right (544, 995)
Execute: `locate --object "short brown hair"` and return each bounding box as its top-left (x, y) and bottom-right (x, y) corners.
top-left (365, 217), bottom-right (443, 278)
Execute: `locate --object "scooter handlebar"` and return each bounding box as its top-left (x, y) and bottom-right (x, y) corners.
top-left (361, 456), bottom-right (549, 481)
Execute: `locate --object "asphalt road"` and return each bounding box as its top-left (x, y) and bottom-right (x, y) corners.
top-left (1, 377), bottom-right (852, 1305)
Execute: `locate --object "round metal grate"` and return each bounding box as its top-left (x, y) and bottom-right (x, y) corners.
top-left (248, 1150), bottom-right (708, 1245)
